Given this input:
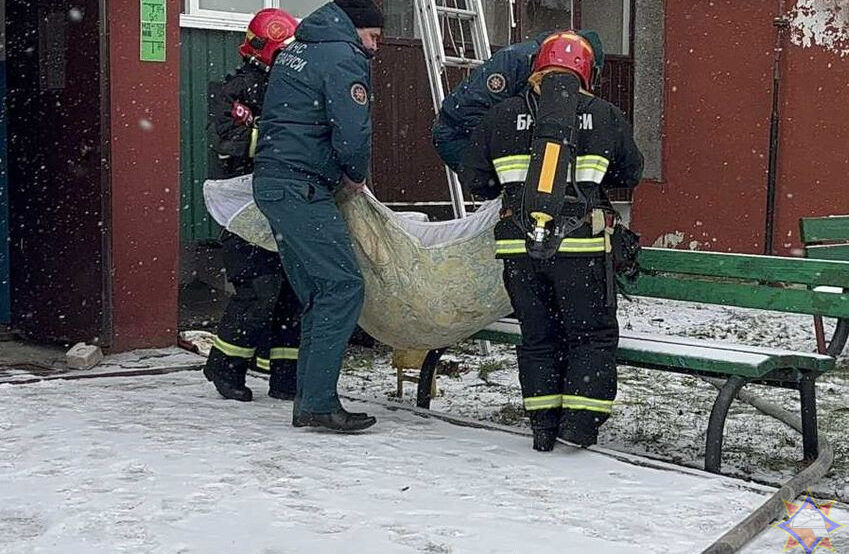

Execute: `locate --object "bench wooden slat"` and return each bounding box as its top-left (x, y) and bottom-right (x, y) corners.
top-left (472, 322), bottom-right (834, 379)
top-left (619, 331), bottom-right (833, 374)
top-left (621, 274), bottom-right (849, 319)
top-left (637, 248), bottom-right (849, 288)
top-left (805, 243), bottom-right (849, 262)
top-left (800, 215), bottom-right (849, 243)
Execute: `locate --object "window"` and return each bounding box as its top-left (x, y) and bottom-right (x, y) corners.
top-left (383, 0), bottom-right (416, 38)
top-left (197, 0), bottom-right (263, 14)
top-left (483, 0), bottom-right (512, 47)
top-left (180, 0), bottom-right (325, 32)
top-left (382, 1), bottom-right (511, 46)
top-left (581, 0), bottom-right (631, 55)
top-left (522, 0), bottom-right (573, 40)
top-left (521, 0), bottom-right (631, 55)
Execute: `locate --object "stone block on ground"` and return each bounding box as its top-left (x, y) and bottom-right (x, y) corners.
top-left (66, 343), bottom-right (104, 370)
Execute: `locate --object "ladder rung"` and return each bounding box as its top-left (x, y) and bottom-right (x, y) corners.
top-left (435, 6), bottom-right (477, 19)
top-left (444, 56), bottom-right (485, 68)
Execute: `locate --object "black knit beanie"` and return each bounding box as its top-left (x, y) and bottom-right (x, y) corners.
top-left (335, 0), bottom-right (384, 29)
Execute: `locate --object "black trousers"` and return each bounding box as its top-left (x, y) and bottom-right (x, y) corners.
top-left (205, 231), bottom-right (299, 394)
top-left (502, 255), bottom-right (619, 432)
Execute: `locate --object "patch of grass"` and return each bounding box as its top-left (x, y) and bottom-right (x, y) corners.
top-left (437, 360), bottom-right (466, 380)
top-left (455, 340), bottom-right (484, 355)
top-left (491, 402), bottom-right (527, 426)
top-left (477, 359), bottom-right (508, 383)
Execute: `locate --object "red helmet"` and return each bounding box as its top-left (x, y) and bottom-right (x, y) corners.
top-left (532, 31), bottom-right (595, 90)
top-left (239, 8), bottom-right (298, 67)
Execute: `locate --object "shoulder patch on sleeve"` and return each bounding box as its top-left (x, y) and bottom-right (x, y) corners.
top-left (350, 83), bottom-right (369, 105)
top-left (486, 73), bottom-right (507, 94)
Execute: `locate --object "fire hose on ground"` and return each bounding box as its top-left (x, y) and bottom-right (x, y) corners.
top-left (698, 377), bottom-right (834, 554)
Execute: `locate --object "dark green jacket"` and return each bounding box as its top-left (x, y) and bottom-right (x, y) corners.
top-left (255, 2), bottom-right (373, 186)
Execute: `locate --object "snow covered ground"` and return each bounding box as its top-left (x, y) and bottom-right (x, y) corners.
top-left (2, 371), bottom-right (846, 553)
top-left (335, 297), bottom-right (849, 501)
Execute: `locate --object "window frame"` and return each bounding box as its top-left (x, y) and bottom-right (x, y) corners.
top-left (180, 0), bottom-right (278, 32)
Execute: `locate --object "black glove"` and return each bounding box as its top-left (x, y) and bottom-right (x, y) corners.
top-left (610, 224), bottom-right (641, 281)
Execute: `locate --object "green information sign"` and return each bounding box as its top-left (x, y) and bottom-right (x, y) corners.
top-left (140, 0), bottom-right (166, 62)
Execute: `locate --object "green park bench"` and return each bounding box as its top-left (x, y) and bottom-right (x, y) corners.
top-left (415, 247), bottom-right (849, 474)
top-left (800, 215), bottom-right (849, 356)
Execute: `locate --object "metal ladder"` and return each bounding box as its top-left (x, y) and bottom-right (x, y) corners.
top-left (415, 0), bottom-right (497, 356)
top-left (414, 0), bottom-right (493, 218)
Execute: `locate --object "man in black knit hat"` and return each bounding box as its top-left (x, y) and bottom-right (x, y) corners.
top-left (253, 0), bottom-right (383, 433)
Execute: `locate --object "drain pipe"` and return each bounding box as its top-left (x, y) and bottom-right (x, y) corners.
top-left (764, 3), bottom-right (790, 255)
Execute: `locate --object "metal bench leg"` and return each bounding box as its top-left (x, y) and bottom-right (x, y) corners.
top-left (416, 348), bottom-right (445, 409)
top-left (705, 375), bottom-right (747, 474)
top-left (813, 315), bottom-right (826, 354)
top-left (799, 372), bottom-right (819, 462)
top-left (826, 318), bottom-right (849, 358)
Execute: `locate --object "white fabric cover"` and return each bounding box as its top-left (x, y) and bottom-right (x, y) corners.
top-left (203, 176), bottom-right (512, 349)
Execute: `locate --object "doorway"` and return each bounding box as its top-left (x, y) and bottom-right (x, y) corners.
top-left (6, 0), bottom-right (109, 344)
top-left (0, 0), bottom-right (8, 325)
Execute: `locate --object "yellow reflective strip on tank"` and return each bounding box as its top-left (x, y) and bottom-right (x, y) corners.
top-left (255, 357), bottom-right (271, 372)
top-left (270, 347), bottom-right (299, 360)
top-left (538, 143), bottom-right (561, 194)
top-left (523, 394), bottom-right (563, 411)
top-left (212, 336), bottom-right (255, 359)
top-left (562, 395), bottom-right (613, 413)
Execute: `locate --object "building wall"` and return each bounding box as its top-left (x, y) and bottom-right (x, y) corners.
top-left (179, 27), bottom-right (242, 243)
top-left (777, 1), bottom-right (849, 251)
top-left (631, 0), bottom-right (849, 254)
top-left (107, 0), bottom-right (182, 350)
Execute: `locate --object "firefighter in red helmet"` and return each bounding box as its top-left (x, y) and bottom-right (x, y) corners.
top-left (462, 31), bottom-right (644, 451)
top-left (210, 8), bottom-right (298, 177)
top-left (203, 9), bottom-right (300, 402)
top-left (239, 8), bottom-right (299, 67)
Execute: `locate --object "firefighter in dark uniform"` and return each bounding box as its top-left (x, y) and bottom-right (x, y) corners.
top-left (432, 30), bottom-right (604, 175)
top-left (203, 8), bottom-right (301, 403)
top-left (253, 0), bottom-right (383, 433)
top-left (462, 32), bottom-right (644, 452)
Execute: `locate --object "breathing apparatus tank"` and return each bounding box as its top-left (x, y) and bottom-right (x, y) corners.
top-left (520, 71), bottom-right (588, 260)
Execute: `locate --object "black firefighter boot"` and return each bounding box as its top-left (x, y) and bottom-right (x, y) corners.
top-left (559, 424), bottom-right (598, 449)
top-left (532, 428), bottom-right (558, 452)
top-left (268, 360), bottom-right (297, 401)
top-left (293, 409), bottom-right (377, 432)
top-left (203, 350), bottom-right (253, 402)
top-left (559, 411), bottom-right (600, 448)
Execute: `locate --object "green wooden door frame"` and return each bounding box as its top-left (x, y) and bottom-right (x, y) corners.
top-left (180, 27), bottom-right (243, 244)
